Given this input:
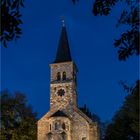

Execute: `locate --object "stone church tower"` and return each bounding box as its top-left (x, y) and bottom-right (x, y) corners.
top-left (37, 22), bottom-right (100, 140)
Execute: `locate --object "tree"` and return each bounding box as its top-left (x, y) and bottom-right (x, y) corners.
top-left (1, 0), bottom-right (24, 47)
top-left (72, 0), bottom-right (139, 61)
top-left (0, 90), bottom-right (37, 140)
top-left (103, 80), bottom-right (139, 140)
top-left (92, 0), bottom-right (139, 61)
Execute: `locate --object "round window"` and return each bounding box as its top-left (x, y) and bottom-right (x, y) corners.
top-left (57, 89), bottom-right (65, 97)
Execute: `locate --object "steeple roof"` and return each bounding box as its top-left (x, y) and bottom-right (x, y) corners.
top-left (54, 23), bottom-right (72, 63)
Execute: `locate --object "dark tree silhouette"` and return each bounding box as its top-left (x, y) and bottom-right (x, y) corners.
top-left (1, 0), bottom-right (24, 47)
top-left (72, 0), bottom-right (139, 61)
top-left (0, 90), bottom-right (37, 140)
top-left (103, 81), bottom-right (139, 140)
top-left (92, 0), bottom-right (139, 61)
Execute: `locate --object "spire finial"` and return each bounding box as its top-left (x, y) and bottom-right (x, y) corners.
top-left (61, 16), bottom-right (65, 27)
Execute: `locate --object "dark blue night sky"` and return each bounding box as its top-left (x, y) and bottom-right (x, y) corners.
top-left (1, 0), bottom-right (139, 122)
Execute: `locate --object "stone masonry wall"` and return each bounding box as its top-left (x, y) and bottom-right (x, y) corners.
top-left (37, 61), bottom-right (100, 140)
top-left (50, 62), bottom-right (74, 83)
top-left (37, 107), bottom-right (100, 140)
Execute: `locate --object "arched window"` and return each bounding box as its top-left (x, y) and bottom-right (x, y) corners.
top-left (50, 124), bottom-right (51, 131)
top-left (57, 72), bottom-right (61, 81)
top-left (54, 121), bottom-right (61, 130)
top-left (62, 72), bottom-right (66, 80)
top-left (55, 122), bottom-right (58, 130)
top-left (62, 123), bottom-right (66, 130)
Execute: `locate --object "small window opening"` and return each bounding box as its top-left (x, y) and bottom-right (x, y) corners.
top-left (54, 122), bottom-right (60, 130)
top-left (82, 137), bottom-right (86, 140)
top-left (57, 72), bottom-right (61, 81)
top-left (50, 124), bottom-right (51, 131)
top-left (55, 122), bottom-right (58, 130)
top-left (62, 72), bottom-right (66, 80)
top-left (62, 123), bottom-right (66, 130)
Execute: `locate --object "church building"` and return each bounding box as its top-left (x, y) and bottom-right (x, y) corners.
top-left (37, 21), bottom-right (100, 140)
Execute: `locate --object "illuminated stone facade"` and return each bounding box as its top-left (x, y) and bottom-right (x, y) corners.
top-left (37, 25), bottom-right (100, 140)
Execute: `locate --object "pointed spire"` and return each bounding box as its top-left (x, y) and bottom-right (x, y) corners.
top-left (54, 20), bottom-right (72, 63)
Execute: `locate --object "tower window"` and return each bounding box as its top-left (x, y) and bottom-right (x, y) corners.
top-left (62, 72), bottom-right (66, 80)
top-left (62, 123), bottom-right (66, 130)
top-left (82, 137), bottom-right (86, 140)
top-left (57, 72), bottom-right (61, 81)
